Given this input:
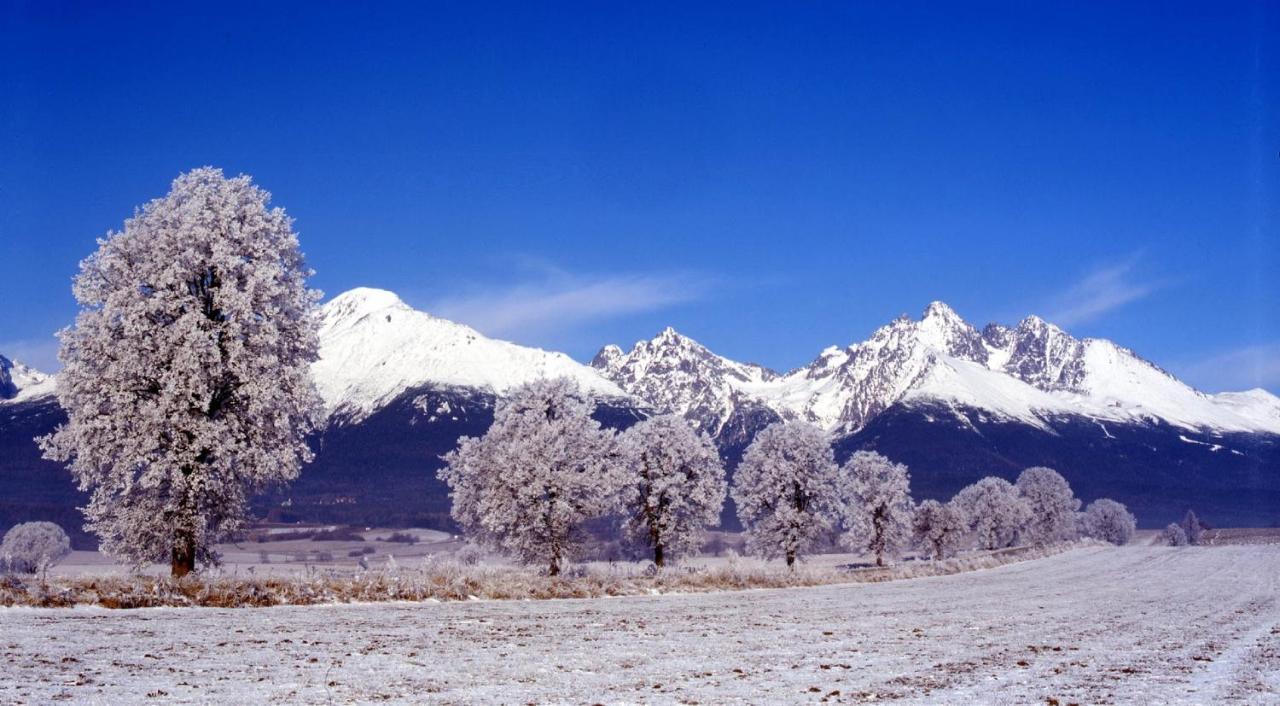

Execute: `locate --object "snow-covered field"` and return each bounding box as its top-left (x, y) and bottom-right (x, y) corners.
top-left (3, 545), bottom-right (1277, 704)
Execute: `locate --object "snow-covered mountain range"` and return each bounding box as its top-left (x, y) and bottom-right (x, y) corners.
top-left (3, 287), bottom-right (1278, 531)
top-left (592, 301), bottom-right (1280, 440)
top-left (7, 289), bottom-right (1279, 440)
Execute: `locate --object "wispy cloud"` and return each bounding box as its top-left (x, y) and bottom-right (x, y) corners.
top-left (1044, 255), bottom-right (1163, 327)
top-left (0, 337), bottom-right (61, 373)
top-left (425, 267), bottom-right (713, 344)
top-left (1176, 343), bottom-right (1280, 393)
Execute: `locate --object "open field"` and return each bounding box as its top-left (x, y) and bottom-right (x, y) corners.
top-left (3, 545), bottom-right (1278, 704)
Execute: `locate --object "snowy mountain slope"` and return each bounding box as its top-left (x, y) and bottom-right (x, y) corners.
top-left (314, 288), bottom-right (625, 421)
top-left (595, 302), bottom-right (1280, 438)
top-left (0, 355), bottom-right (56, 405)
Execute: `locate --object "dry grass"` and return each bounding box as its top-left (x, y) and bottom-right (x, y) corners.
top-left (0, 542), bottom-right (1086, 609)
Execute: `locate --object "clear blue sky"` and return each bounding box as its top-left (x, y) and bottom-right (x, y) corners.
top-left (2, 2), bottom-right (1276, 391)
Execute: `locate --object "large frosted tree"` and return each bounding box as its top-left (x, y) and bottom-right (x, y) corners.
top-left (952, 477), bottom-right (1033, 550)
top-left (439, 378), bottom-right (618, 575)
top-left (40, 168), bottom-right (323, 577)
top-left (617, 414), bottom-right (726, 567)
top-left (732, 421), bottom-right (840, 567)
top-left (838, 450), bottom-right (915, 566)
top-left (1015, 466), bottom-right (1081, 545)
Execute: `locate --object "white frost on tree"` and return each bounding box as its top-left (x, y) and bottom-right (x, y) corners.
top-left (1082, 498), bottom-right (1137, 545)
top-left (1163, 523), bottom-right (1188, 547)
top-left (1, 522), bottom-right (72, 575)
top-left (838, 451), bottom-right (915, 566)
top-left (39, 168), bottom-right (323, 577)
top-left (912, 499), bottom-right (967, 560)
top-left (439, 378), bottom-right (618, 576)
top-left (1181, 510), bottom-right (1204, 546)
top-left (1015, 466), bottom-right (1082, 545)
top-left (952, 477), bottom-right (1032, 550)
top-left (731, 421), bottom-right (840, 567)
top-left (617, 414), bottom-right (726, 567)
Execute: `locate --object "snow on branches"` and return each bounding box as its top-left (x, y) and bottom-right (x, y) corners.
top-left (1015, 467), bottom-right (1081, 545)
top-left (838, 451), bottom-right (914, 566)
top-left (912, 499), bottom-right (967, 560)
top-left (39, 168), bottom-right (322, 576)
top-left (732, 421), bottom-right (840, 567)
top-left (617, 414), bottom-right (726, 567)
top-left (1082, 499), bottom-right (1136, 546)
top-left (440, 378), bottom-right (618, 576)
top-left (953, 477), bottom-right (1032, 550)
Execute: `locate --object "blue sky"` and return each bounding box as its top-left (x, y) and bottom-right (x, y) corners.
top-left (2, 2), bottom-right (1276, 391)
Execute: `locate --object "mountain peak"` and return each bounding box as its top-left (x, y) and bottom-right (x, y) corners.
top-left (323, 287), bottom-right (412, 322)
top-left (590, 344), bottom-right (624, 372)
top-left (0, 354), bottom-right (56, 404)
top-left (314, 289), bottom-right (621, 419)
top-left (922, 300), bottom-right (961, 321)
top-left (656, 325), bottom-right (685, 342)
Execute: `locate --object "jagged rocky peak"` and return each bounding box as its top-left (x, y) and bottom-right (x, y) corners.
top-left (981, 323), bottom-right (1012, 349)
top-left (1004, 314), bottom-right (1087, 392)
top-left (592, 327), bottom-right (779, 436)
top-left (914, 300), bottom-right (988, 364)
top-left (590, 344), bottom-right (625, 373)
top-left (595, 327), bottom-right (777, 386)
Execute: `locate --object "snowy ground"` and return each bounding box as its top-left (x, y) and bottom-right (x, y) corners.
top-left (3, 545), bottom-right (1277, 704)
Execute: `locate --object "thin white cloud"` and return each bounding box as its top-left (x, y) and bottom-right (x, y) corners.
top-left (0, 337), bottom-right (61, 373)
top-left (427, 270), bottom-right (712, 343)
top-left (1176, 343), bottom-right (1280, 393)
top-left (1045, 256), bottom-right (1161, 327)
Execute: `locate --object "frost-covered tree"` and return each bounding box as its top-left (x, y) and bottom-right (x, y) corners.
top-left (732, 421), bottom-right (840, 567)
top-left (1164, 522), bottom-right (1188, 547)
top-left (39, 168), bottom-right (322, 577)
top-left (1015, 466), bottom-right (1081, 545)
top-left (952, 477), bottom-right (1032, 550)
top-left (1181, 510), bottom-right (1204, 546)
top-left (617, 414), bottom-right (726, 567)
top-left (439, 378), bottom-right (618, 576)
top-left (912, 499), bottom-right (967, 560)
top-left (838, 451), bottom-right (914, 566)
top-left (1082, 499), bottom-right (1136, 545)
top-left (0, 522), bottom-right (72, 574)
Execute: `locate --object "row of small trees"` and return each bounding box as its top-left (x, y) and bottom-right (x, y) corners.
top-left (440, 377), bottom-right (1138, 574)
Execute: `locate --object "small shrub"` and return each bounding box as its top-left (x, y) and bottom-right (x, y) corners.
top-left (1164, 523), bottom-right (1188, 547)
top-left (382, 532), bottom-right (419, 545)
top-left (455, 544), bottom-right (485, 566)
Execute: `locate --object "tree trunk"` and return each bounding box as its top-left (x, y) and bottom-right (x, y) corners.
top-left (785, 550), bottom-right (795, 569)
top-left (876, 549), bottom-right (884, 567)
top-left (654, 543), bottom-right (665, 568)
top-left (171, 530), bottom-right (196, 578)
